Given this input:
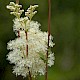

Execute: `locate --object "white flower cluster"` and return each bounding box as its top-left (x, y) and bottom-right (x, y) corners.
top-left (7, 2), bottom-right (55, 78)
top-left (6, 2), bottom-right (24, 18)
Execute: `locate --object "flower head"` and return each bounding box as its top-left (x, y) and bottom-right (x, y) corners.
top-left (7, 2), bottom-right (24, 18)
top-left (6, 1), bottom-right (55, 78)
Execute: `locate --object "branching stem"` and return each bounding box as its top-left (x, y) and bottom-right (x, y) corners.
top-left (16, 0), bottom-right (32, 80)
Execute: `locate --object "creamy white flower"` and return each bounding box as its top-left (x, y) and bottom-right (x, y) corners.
top-left (48, 53), bottom-right (55, 67)
top-left (7, 2), bottom-right (55, 78)
top-left (13, 20), bottom-right (40, 32)
top-left (25, 5), bottom-right (38, 20)
top-left (13, 18), bottom-right (30, 31)
top-left (7, 20), bottom-right (55, 77)
top-left (7, 2), bottom-right (24, 18)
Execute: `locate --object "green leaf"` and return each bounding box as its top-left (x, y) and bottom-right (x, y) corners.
top-left (38, 52), bottom-right (47, 62)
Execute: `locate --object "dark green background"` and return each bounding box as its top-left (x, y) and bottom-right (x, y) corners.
top-left (0, 0), bottom-right (80, 80)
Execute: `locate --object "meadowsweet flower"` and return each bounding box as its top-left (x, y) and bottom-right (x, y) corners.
top-left (7, 2), bottom-right (24, 18)
top-left (25, 5), bottom-right (38, 20)
top-left (13, 18), bottom-right (30, 31)
top-left (6, 1), bottom-right (55, 78)
top-left (48, 53), bottom-right (55, 67)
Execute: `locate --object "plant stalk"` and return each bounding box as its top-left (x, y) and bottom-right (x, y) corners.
top-left (28, 67), bottom-right (32, 80)
top-left (25, 31), bottom-right (32, 80)
top-left (16, 0), bottom-right (20, 38)
top-left (16, 0), bottom-right (19, 4)
top-left (45, 0), bottom-right (51, 80)
top-left (16, 0), bottom-right (32, 80)
top-left (17, 31), bottom-right (20, 37)
top-left (25, 31), bottom-right (28, 56)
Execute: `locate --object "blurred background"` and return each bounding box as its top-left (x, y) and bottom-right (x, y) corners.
top-left (0, 0), bottom-right (80, 80)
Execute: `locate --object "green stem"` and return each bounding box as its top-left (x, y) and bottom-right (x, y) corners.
top-left (16, 0), bottom-right (20, 38)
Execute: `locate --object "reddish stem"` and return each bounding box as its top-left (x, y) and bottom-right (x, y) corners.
top-left (16, 0), bottom-right (32, 80)
top-left (17, 31), bottom-right (20, 38)
top-left (28, 67), bottom-right (32, 80)
top-left (45, 0), bottom-right (51, 80)
top-left (25, 31), bottom-right (28, 56)
top-left (25, 31), bottom-right (32, 80)
top-left (16, 0), bottom-right (19, 4)
top-left (48, 0), bottom-right (51, 37)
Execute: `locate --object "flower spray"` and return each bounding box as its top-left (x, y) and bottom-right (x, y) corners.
top-left (6, 0), bottom-right (55, 80)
